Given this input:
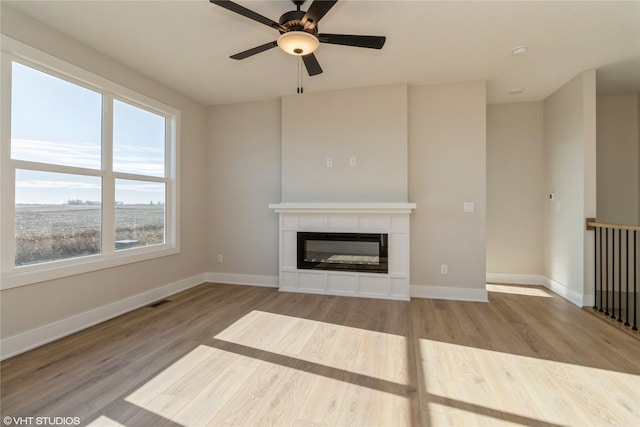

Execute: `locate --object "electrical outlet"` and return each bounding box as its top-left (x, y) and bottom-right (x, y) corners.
top-left (217, 254), bottom-right (223, 263)
top-left (440, 264), bottom-right (448, 275)
top-left (326, 158), bottom-right (333, 168)
top-left (349, 157), bottom-right (357, 167)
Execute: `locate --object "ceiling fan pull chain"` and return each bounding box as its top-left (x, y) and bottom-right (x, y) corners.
top-left (299, 56), bottom-right (301, 93)
top-left (300, 56), bottom-right (304, 93)
top-left (297, 55), bottom-right (304, 94)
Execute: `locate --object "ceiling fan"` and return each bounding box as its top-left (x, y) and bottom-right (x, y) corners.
top-left (209, 0), bottom-right (386, 76)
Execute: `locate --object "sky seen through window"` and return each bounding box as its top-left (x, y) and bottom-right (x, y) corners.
top-left (11, 62), bottom-right (165, 205)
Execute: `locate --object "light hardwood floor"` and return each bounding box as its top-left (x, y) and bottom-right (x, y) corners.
top-left (1, 283), bottom-right (639, 426)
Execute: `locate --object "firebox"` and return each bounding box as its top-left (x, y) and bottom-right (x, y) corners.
top-left (297, 232), bottom-right (388, 274)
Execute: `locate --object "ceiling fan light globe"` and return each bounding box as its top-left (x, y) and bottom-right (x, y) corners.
top-left (277, 31), bottom-right (319, 56)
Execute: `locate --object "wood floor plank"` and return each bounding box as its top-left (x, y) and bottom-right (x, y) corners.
top-left (171, 356), bottom-right (260, 426)
top-left (296, 325), bottom-right (366, 425)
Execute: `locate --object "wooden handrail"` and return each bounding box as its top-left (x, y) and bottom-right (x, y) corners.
top-left (586, 218), bottom-right (640, 231)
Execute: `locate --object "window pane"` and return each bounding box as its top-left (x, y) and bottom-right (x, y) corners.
top-left (115, 179), bottom-right (165, 250)
top-left (11, 62), bottom-right (102, 169)
top-left (113, 100), bottom-right (165, 177)
top-left (15, 170), bottom-right (102, 266)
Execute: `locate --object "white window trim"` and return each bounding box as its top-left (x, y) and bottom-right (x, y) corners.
top-left (0, 35), bottom-right (180, 290)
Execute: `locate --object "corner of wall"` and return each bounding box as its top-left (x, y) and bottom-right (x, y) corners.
top-left (542, 70), bottom-right (597, 308)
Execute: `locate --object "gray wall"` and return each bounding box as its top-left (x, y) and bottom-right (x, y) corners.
top-left (281, 84), bottom-right (408, 203)
top-left (596, 94), bottom-right (639, 225)
top-left (207, 100), bottom-right (281, 276)
top-left (409, 81), bottom-right (487, 298)
top-left (486, 102), bottom-right (544, 276)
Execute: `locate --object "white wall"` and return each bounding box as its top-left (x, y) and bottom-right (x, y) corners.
top-left (409, 81), bottom-right (488, 301)
top-left (596, 94), bottom-right (639, 225)
top-left (486, 102), bottom-right (544, 277)
top-left (207, 100), bottom-right (281, 279)
top-left (281, 84), bottom-right (408, 202)
top-left (543, 70), bottom-right (597, 306)
top-left (0, 6), bottom-right (209, 352)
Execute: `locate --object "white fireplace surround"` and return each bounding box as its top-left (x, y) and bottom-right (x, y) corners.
top-left (269, 202), bottom-right (416, 300)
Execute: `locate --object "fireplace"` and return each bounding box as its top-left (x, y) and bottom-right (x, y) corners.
top-left (297, 232), bottom-right (388, 273)
top-left (269, 202), bottom-right (416, 300)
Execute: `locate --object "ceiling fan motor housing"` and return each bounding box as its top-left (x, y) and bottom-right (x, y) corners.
top-left (279, 10), bottom-right (318, 35)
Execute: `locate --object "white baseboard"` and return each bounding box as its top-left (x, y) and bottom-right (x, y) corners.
top-left (543, 277), bottom-right (584, 307)
top-left (493, 275), bottom-right (592, 308)
top-left (410, 284), bottom-right (488, 302)
top-left (205, 272), bottom-right (278, 288)
top-left (487, 273), bottom-right (592, 307)
top-left (0, 273), bottom-right (206, 361)
top-left (486, 272), bottom-right (545, 286)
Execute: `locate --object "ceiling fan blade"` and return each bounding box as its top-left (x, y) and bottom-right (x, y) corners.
top-left (318, 33), bottom-right (386, 49)
top-left (301, 0), bottom-right (338, 29)
top-left (210, 0), bottom-right (285, 31)
top-left (230, 41), bottom-right (278, 60)
top-left (302, 53), bottom-right (323, 76)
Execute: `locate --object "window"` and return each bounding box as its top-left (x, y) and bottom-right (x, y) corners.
top-left (1, 37), bottom-right (179, 289)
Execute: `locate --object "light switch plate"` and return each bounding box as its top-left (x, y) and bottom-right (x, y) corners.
top-left (463, 202), bottom-right (475, 213)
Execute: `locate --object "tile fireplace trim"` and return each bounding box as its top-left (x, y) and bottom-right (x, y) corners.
top-left (269, 202), bottom-right (416, 301)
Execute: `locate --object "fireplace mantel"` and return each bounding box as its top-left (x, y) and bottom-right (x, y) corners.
top-left (268, 202), bottom-right (416, 214)
top-left (269, 202), bottom-right (416, 300)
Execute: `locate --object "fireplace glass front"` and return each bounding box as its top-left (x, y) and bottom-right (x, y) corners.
top-left (297, 232), bottom-right (388, 273)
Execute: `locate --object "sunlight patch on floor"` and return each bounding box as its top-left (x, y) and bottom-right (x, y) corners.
top-left (86, 415), bottom-right (128, 427)
top-left (214, 310), bottom-right (408, 381)
top-left (123, 344), bottom-right (262, 425)
top-left (419, 338), bottom-right (640, 426)
top-left (486, 283), bottom-right (552, 297)
top-left (121, 311), bottom-right (414, 426)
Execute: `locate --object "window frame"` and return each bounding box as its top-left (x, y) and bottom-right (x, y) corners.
top-left (1, 35), bottom-right (180, 290)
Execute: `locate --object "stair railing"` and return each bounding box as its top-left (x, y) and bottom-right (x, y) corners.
top-left (587, 219), bottom-right (639, 331)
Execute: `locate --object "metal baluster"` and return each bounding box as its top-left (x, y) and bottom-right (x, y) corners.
top-left (595, 226), bottom-right (600, 311)
top-left (634, 230), bottom-right (638, 331)
top-left (625, 229), bottom-right (630, 327)
top-left (617, 229), bottom-right (622, 321)
top-left (599, 227), bottom-right (604, 311)
top-left (604, 228), bottom-right (609, 315)
top-left (611, 229), bottom-right (617, 319)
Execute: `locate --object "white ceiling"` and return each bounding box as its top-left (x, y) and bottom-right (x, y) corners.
top-left (5, 0), bottom-right (640, 106)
